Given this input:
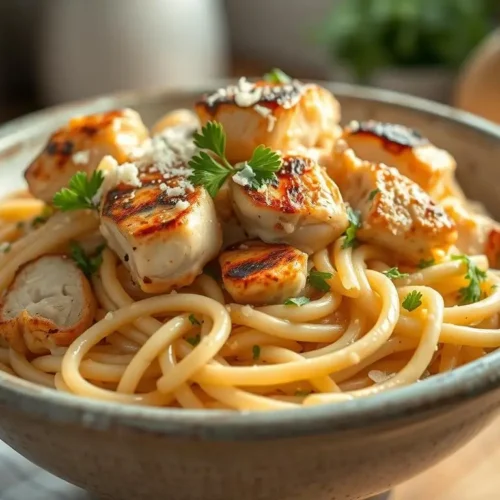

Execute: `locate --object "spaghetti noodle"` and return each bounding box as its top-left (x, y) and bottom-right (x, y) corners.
top-left (0, 80), bottom-right (499, 412)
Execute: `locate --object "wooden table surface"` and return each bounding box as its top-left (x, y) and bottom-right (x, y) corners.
top-left (393, 416), bottom-right (499, 499)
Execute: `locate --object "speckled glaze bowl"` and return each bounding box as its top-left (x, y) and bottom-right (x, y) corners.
top-left (1, 83), bottom-right (500, 500)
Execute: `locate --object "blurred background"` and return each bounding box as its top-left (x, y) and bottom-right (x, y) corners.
top-left (0, 0), bottom-right (499, 124)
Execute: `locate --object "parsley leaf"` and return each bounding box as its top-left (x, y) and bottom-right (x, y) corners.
top-left (186, 334), bottom-right (201, 347)
top-left (263, 68), bottom-right (292, 84)
top-left (192, 121), bottom-right (227, 161)
top-left (342, 207), bottom-right (361, 249)
top-left (284, 297), bottom-right (311, 307)
top-left (70, 242), bottom-right (105, 278)
top-left (294, 389), bottom-right (312, 397)
top-left (418, 258), bottom-right (435, 269)
top-left (245, 144), bottom-right (282, 188)
top-left (189, 314), bottom-right (201, 326)
top-left (451, 254), bottom-right (487, 304)
top-left (368, 189), bottom-right (379, 201)
top-left (402, 290), bottom-right (423, 312)
top-left (53, 170), bottom-right (104, 211)
top-left (188, 152), bottom-right (231, 198)
top-left (188, 121), bottom-right (282, 197)
top-left (308, 270), bottom-right (333, 293)
top-left (383, 267), bottom-right (409, 280)
top-left (252, 345), bottom-right (261, 360)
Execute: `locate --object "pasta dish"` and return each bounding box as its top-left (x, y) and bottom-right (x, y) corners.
top-left (0, 71), bottom-right (499, 411)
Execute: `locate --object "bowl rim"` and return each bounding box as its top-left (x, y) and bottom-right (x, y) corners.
top-left (1, 81), bottom-right (500, 440)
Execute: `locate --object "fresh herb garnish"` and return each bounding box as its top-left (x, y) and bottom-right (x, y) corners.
top-left (308, 270), bottom-right (333, 293)
top-left (451, 254), bottom-right (487, 304)
top-left (368, 189), bottom-right (380, 201)
top-left (245, 145), bottom-right (282, 189)
top-left (284, 297), bottom-right (311, 307)
top-left (417, 258), bottom-right (435, 269)
top-left (252, 345), bottom-right (261, 360)
top-left (189, 314), bottom-right (201, 326)
top-left (53, 170), bottom-right (104, 211)
top-left (186, 334), bottom-right (201, 347)
top-left (294, 389), bottom-right (312, 397)
top-left (70, 242), bottom-right (105, 278)
top-left (402, 290), bottom-right (423, 312)
top-left (263, 68), bottom-right (292, 84)
top-left (188, 152), bottom-right (230, 198)
top-left (188, 121), bottom-right (282, 197)
top-left (383, 267), bottom-right (409, 280)
top-left (31, 205), bottom-right (54, 228)
top-left (342, 207), bottom-right (361, 249)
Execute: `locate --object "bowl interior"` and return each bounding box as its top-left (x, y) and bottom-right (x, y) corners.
top-left (0, 82), bottom-right (500, 438)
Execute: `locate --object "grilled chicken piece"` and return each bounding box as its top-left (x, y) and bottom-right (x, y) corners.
top-left (339, 148), bottom-right (457, 262)
top-left (151, 109), bottom-right (199, 136)
top-left (231, 155), bottom-right (349, 254)
top-left (442, 196), bottom-right (500, 266)
top-left (0, 255), bottom-right (95, 354)
top-left (220, 241), bottom-right (308, 305)
top-left (196, 78), bottom-right (341, 164)
top-left (332, 121), bottom-right (456, 199)
top-left (100, 156), bottom-right (222, 294)
top-left (25, 109), bottom-right (149, 203)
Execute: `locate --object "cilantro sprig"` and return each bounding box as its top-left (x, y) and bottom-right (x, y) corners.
top-left (284, 297), bottom-right (311, 307)
top-left (402, 290), bottom-right (423, 312)
top-left (383, 267), bottom-right (409, 280)
top-left (53, 171), bottom-right (104, 211)
top-left (70, 242), bottom-right (105, 278)
top-left (308, 270), bottom-right (333, 293)
top-left (451, 254), bottom-right (487, 304)
top-left (263, 68), bottom-right (292, 84)
top-left (342, 207), bottom-right (361, 249)
top-left (188, 121), bottom-right (282, 197)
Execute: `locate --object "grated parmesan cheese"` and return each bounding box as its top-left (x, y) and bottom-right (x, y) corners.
top-left (93, 156), bottom-right (142, 205)
top-left (253, 104), bottom-right (277, 132)
top-left (72, 150), bottom-right (90, 165)
top-left (175, 200), bottom-right (189, 210)
top-left (232, 164), bottom-right (255, 187)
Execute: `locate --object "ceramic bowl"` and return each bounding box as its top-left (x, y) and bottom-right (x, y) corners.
top-left (0, 83), bottom-right (500, 500)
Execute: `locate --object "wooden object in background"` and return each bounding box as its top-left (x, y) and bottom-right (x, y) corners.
top-left (455, 29), bottom-right (500, 124)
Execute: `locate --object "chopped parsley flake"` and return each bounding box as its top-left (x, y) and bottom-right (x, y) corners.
top-left (383, 267), bottom-right (409, 280)
top-left (284, 297), bottom-right (311, 307)
top-left (307, 270), bottom-right (333, 293)
top-left (402, 290), bottom-right (423, 312)
top-left (252, 345), bottom-right (261, 360)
